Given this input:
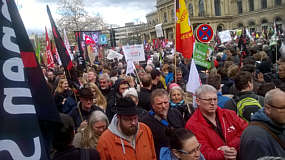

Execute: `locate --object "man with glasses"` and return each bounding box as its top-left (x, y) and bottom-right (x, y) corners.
top-left (185, 85), bottom-right (248, 160)
top-left (70, 87), bottom-right (103, 129)
top-left (240, 88), bottom-right (285, 159)
top-left (96, 97), bottom-right (156, 160)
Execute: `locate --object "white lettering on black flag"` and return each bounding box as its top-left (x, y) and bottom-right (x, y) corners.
top-left (0, 0), bottom-right (60, 159)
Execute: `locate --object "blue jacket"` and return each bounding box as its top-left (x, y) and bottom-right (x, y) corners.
top-left (217, 92), bottom-right (230, 108)
top-left (240, 108), bottom-right (285, 160)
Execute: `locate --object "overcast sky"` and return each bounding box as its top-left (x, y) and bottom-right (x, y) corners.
top-left (18, 0), bottom-right (156, 34)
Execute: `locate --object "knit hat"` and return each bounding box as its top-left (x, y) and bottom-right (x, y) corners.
top-left (168, 83), bottom-right (181, 91)
top-left (122, 88), bottom-right (138, 98)
top-left (116, 97), bottom-right (138, 115)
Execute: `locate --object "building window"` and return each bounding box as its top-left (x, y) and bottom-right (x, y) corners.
top-left (261, 0), bottom-right (267, 9)
top-left (237, 0), bottom-right (243, 14)
top-left (214, 0), bottom-right (221, 16)
top-left (249, 0), bottom-right (254, 11)
top-left (188, 3), bottom-right (194, 16)
top-left (164, 12), bottom-right (167, 23)
top-left (171, 9), bottom-right (175, 21)
top-left (198, 0), bottom-right (205, 16)
top-left (275, 0), bottom-right (282, 6)
top-left (238, 23), bottom-right (243, 28)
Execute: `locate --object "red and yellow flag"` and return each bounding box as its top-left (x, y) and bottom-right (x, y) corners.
top-left (176, 0), bottom-right (195, 59)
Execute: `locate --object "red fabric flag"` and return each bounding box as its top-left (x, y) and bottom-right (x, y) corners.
top-left (176, 0), bottom-right (195, 59)
top-left (45, 27), bottom-right (55, 69)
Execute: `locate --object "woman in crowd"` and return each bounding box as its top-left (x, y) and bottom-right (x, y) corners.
top-left (168, 83), bottom-right (195, 122)
top-left (163, 128), bottom-right (205, 160)
top-left (54, 78), bottom-right (77, 114)
top-left (85, 82), bottom-right (107, 111)
top-left (73, 110), bottom-right (109, 149)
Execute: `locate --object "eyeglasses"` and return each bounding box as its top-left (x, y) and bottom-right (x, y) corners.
top-left (267, 104), bottom-right (285, 112)
top-left (177, 144), bottom-right (201, 155)
top-left (199, 97), bottom-right (218, 103)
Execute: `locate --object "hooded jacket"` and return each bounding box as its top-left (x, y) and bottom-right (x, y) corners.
top-left (240, 109), bottom-right (285, 160)
top-left (185, 107), bottom-right (248, 160)
top-left (96, 115), bottom-right (156, 160)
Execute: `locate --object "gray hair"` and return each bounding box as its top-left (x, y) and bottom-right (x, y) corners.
top-left (99, 73), bottom-right (110, 81)
top-left (89, 110), bottom-right (109, 125)
top-left (195, 84), bottom-right (217, 98)
top-left (257, 156), bottom-right (285, 160)
top-left (264, 88), bottom-right (281, 105)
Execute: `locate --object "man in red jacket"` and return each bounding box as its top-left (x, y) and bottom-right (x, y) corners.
top-left (185, 84), bottom-right (248, 160)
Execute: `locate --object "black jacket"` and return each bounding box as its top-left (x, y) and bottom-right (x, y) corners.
top-left (53, 146), bottom-right (100, 160)
top-left (240, 109), bottom-right (285, 160)
top-left (141, 108), bottom-right (185, 159)
top-left (138, 87), bottom-right (152, 111)
top-left (69, 102), bottom-right (103, 129)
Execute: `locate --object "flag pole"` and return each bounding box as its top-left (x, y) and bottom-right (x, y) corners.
top-left (174, 0), bottom-right (177, 83)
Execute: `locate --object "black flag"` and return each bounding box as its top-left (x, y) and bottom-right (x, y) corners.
top-left (47, 5), bottom-right (80, 88)
top-left (76, 32), bottom-right (86, 72)
top-left (0, 0), bottom-right (61, 159)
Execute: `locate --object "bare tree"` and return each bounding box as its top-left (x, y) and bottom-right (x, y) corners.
top-left (56, 0), bottom-right (106, 43)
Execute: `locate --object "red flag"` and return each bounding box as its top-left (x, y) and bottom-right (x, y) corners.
top-left (176, 0), bottom-right (195, 59)
top-left (85, 34), bottom-right (96, 45)
top-left (45, 27), bottom-right (55, 69)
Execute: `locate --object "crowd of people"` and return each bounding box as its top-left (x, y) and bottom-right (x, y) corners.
top-left (42, 23), bottom-right (285, 160)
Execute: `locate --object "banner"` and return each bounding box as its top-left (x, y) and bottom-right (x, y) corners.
top-left (76, 32), bottom-right (86, 71)
top-left (107, 49), bottom-right (123, 60)
top-left (176, 0), bottom-right (195, 59)
top-left (0, 0), bottom-right (61, 159)
top-left (193, 42), bottom-right (213, 69)
top-left (218, 30), bottom-right (232, 43)
top-left (155, 24), bottom-right (164, 38)
top-left (122, 44), bottom-right (145, 62)
top-left (126, 61), bottom-right (135, 75)
top-left (99, 34), bottom-right (108, 45)
top-left (186, 59), bottom-right (201, 94)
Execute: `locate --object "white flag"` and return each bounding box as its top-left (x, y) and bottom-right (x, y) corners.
top-left (126, 61), bottom-right (135, 75)
top-left (63, 29), bottom-right (74, 60)
top-left (186, 59), bottom-right (201, 94)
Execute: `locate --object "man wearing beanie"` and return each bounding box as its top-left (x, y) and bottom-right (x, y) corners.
top-left (96, 97), bottom-right (156, 160)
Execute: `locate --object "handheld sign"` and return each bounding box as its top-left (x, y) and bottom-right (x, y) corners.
top-left (196, 24), bottom-right (214, 43)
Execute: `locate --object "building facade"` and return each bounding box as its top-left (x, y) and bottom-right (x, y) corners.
top-left (142, 0), bottom-right (285, 41)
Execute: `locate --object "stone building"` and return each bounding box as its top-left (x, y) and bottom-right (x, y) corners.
top-left (142, 0), bottom-right (285, 41)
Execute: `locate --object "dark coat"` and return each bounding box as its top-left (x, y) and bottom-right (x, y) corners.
top-left (54, 90), bottom-right (77, 114)
top-left (53, 146), bottom-right (100, 160)
top-left (138, 87), bottom-right (152, 111)
top-left (141, 108), bottom-right (185, 159)
top-left (69, 102), bottom-right (103, 129)
top-left (240, 109), bottom-right (285, 160)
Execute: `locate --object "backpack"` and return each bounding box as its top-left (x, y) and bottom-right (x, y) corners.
top-left (236, 96), bottom-right (262, 121)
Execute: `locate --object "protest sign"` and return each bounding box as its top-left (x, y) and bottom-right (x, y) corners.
top-left (218, 30), bottom-right (232, 43)
top-left (193, 42), bottom-right (213, 69)
top-left (122, 44), bottom-right (145, 62)
top-left (107, 49), bottom-right (123, 60)
top-left (155, 24), bottom-right (164, 38)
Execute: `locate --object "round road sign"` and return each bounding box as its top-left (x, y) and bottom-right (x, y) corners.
top-left (196, 24), bottom-right (214, 43)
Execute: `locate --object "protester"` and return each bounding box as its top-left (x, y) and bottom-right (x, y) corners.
top-left (52, 114), bottom-right (100, 160)
top-left (138, 73), bottom-right (152, 111)
top-left (168, 83), bottom-right (195, 122)
top-left (142, 89), bottom-right (185, 158)
top-left (96, 97), bottom-right (157, 160)
top-left (73, 110), bottom-right (109, 149)
top-left (240, 88), bottom-right (285, 159)
top-left (185, 85), bottom-right (248, 160)
top-left (70, 87), bottom-right (104, 129)
top-left (162, 128), bottom-right (205, 160)
top-left (224, 71), bottom-right (264, 121)
top-left (151, 69), bottom-right (164, 90)
top-left (87, 69), bottom-right (97, 84)
top-left (54, 78), bottom-right (77, 113)
top-left (122, 88), bottom-right (147, 121)
top-left (85, 82), bottom-right (107, 111)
